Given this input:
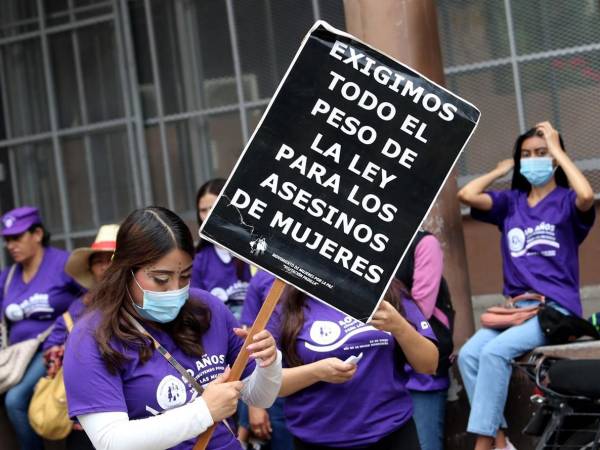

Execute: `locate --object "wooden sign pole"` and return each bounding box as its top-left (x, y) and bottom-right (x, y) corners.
top-left (193, 278), bottom-right (287, 450)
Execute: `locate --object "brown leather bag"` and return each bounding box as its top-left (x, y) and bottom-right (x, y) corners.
top-left (480, 293), bottom-right (545, 330)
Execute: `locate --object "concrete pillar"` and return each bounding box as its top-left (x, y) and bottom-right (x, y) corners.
top-left (343, 0), bottom-right (475, 347)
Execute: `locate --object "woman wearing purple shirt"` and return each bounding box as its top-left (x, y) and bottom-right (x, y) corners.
top-left (457, 121), bottom-right (595, 450)
top-left (63, 207), bottom-right (282, 450)
top-left (397, 231), bottom-right (452, 450)
top-left (273, 280), bottom-right (439, 449)
top-left (0, 206), bottom-right (81, 450)
top-left (192, 179), bottom-right (251, 320)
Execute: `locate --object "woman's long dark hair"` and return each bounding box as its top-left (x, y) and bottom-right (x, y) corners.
top-left (195, 178), bottom-right (247, 280)
top-left (28, 223), bottom-right (50, 247)
top-left (511, 127), bottom-right (569, 193)
top-left (90, 206), bottom-right (211, 374)
top-left (195, 178), bottom-right (226, 253)
top-left (280, 280), bottom-right (406, 368)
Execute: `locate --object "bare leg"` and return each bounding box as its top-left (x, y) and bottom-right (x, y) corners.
top-left (474, 435), bottom-right (495, 450)
top-left (495, 430), bottom-right (507, 448)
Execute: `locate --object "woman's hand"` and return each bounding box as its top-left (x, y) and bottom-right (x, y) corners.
top-left (202, 367), bottom-right (243, 423)
top-left (495, 158), bottom-right (515, 177)
top-left (280, 357), bottom-right (357, 396)
top-left (43, 345), bottom-right (65, 378)
top-left (248, 406), bottom-right (272, 440)
top-left (535, 120), bottom-right (594, 211)
top-left (315, 358), bottom-right (357, 384)
top-left (371, 302), bottom-right (439, 374)
top-left (369, 300), bottom-right (407, 336)
top-left (234, 328), bottom-right (278, 368)
top-left (535, 121), bottom-right (562, 156)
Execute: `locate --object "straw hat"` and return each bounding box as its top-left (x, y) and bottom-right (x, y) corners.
top-left (66, 224), bottom-right (119, 289)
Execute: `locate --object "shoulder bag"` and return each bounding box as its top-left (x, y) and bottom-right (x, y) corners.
top-left (0, 265), bottom-right (54, 393)
top-left (480, 293), bottom-right (545, 330)
top-left (28, 312), bottom-right (75, 440)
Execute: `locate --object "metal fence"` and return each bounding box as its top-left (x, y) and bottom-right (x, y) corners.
top-left (0, 0), bottom-right (599, 259)
top-left (440, 0), bottom-right (600, 192)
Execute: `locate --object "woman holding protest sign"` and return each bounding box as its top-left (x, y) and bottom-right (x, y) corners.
top-left (63, 206), bottom-right (282, 450)
top-left (457, 121), bottom-right (595, 450)
top-left (271, 279), bottom-right (439, 449)
top-left (1, 206), bottom-right (82, 450)
top-left (192, 178), bottom-right (252, 320)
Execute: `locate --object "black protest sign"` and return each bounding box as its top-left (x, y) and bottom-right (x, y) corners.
top-left (201, 21), bottom-right (480, 322)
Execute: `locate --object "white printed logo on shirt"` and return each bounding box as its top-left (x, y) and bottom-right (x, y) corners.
top-left (305, 316), bottom-right (385, 353)
top-left (507, 228), bottom-right (526, 253)
top-left (309, 321), bottom-right (342, 346)
top-left (210, 281), bottom-right (249, 303)
top-left (5, 293), bottom-right (52, 321)
top-left (156, 375), bottom-right (186, 410)
top-left (210, 287), bottom-right (228, 302)
top-left (227, 281), bottom-right (250, 301)
top-left (508, 223), bottom-right (559, 258)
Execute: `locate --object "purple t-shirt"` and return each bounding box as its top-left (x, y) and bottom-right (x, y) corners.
top-left (64, 289), bottom-right (255, 450)
top-left (269, 297), bottom-right (436, 447)
top-left (43, 297), bottom-right (87, 350)
top-left (472, 187), bottom-right (595, 316)
top-left (191, 245), bottom-right (251, 320)
top-left (240, 270), bottom-right (277, 327)
top-left (406, 369), bottom-right (449, 391)
top-left (0, 247), bottom-right (82, 344)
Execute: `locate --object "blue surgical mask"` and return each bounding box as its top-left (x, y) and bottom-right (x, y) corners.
top-left (130, 271), bottom-right (189, 323)
top-left (520, 157), bottom-right (555, 187)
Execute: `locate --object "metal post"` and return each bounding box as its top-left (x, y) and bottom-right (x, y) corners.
top-left (0, 14), bottom-right (115, 47)
top-left (264, 0), bottom-right (279, 98)
top-left (0, 51), bottom-right (13, 139)
top-left (36, 0), bottom-right (74, 249)
top-left (504, 0), bottom-right (526, 133)
top-left (173, 0), bottom-right (210, 188)
top-left (68, 0), bottom-right (100, 229)
top-left (311, 0), bottom-right (321, 22)
top-left (225, 0), bottom-right (249, 143)
top-left (8, 148), bottom-right (20, 206)
top-left (112, 0), bottom-right (143, 208)
top-left (143, 0), bottom-right (175, 210)
top-left (540, 5), bottom-right (561, 129)
top-left (118, 0), bottom-right (153, 205)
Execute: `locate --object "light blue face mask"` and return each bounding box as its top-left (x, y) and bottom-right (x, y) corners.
top-left (130, 271), bottom-right (189, 323)
top-left (520, 157), bottom-right (555, 187)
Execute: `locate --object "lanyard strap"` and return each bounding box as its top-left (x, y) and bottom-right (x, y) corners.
top-left (125, 311), bottom-right (238, 437)
top-left (3, 264), bottom-right (16, 299)
top-left (125, 312), bottom-right (204, 395)
top-left (63, 311), bottom-right (74, 333)
top-left (1, 265), bottom-right (17, 349)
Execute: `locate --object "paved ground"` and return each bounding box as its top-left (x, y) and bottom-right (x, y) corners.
top-left (471, 284), bottom-right (600, 329)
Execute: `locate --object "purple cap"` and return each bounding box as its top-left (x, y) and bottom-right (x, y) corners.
top-left (1, 206), bottom-right (42, 236)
